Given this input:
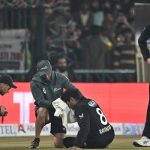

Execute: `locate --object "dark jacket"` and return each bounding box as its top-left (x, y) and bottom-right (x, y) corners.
top-left (73, 99), bottom-right (114, 148)
top-left (30, 72), bottom-right (75, 109)
top-left (138, 25), bottom-right (150, 61)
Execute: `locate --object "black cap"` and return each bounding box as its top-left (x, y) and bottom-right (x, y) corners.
top-left (37, 60), bottom-right (53, 76)
top-left (0, 75), bottom-right (17, 89)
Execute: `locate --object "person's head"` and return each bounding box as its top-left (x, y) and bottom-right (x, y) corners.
top-left (36, 60), bottom-right (53, 81)
top-left (104, 12), bottom-right (113, 24)
top-left (80, 2), bottom-right (90, 14)
top-left (61, 89), bottom-right (84, 109)
top-left (123, 28), bottom-right (134, 42)
top-left (117, 13), bottom-right (127, 24)
top-left (0, 75), bottom-right (17, 96)
top-left (55, 54), bottom-right (68, 72)
top-left (91, 0), bottom-right (101, 11)
top-left (103, 1), bottom-right (111, 11)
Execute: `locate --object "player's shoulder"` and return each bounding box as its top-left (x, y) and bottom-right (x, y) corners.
top-left (76, 100), bottom-right (88, 110)
top-left (77, 99), bottom-right (97, 109)
top-left (75, 100), bottom-right (88, 116)
top-left (75, 99), bottom-right (98, 115)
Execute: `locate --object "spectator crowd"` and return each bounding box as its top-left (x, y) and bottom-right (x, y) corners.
top-left (45, 0), bottom-right (137, 70)
top-left (0, 0), bottom-right (150, 82)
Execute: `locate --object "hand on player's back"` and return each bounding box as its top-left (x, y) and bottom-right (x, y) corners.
top-left (147, 58), bottom-right (150, 64)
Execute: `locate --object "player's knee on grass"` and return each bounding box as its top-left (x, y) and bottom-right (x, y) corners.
top-left (53, 133), bottom-right (65, 148)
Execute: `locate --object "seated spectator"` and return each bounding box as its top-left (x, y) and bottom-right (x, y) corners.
top-left (113, 28), bottom-right (136, 69)
top-left (53, 53), bottom-right (76, 81)
top-left (83, 26), bottom-right (110, 69)
top-left (112, 12), bottom-right (135, 38)
top-left (73, 1), bottom-right (93, 31)
top-left (91, 0), bottom-right (104, 27)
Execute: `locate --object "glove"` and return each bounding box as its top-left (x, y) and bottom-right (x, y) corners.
top-left (0, 105), bottom-right (8, 116)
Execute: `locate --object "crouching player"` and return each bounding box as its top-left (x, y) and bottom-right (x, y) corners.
top-left (61, 89), bottom-right (115, 149)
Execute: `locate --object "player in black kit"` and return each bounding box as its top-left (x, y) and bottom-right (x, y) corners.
top-left (61, 89), bottom-right (114, 149)
top-left (133, 25), bottom-right (150, 147)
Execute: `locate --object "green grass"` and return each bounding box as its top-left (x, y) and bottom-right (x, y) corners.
top-left (0, 136), bottom-right (150, 150)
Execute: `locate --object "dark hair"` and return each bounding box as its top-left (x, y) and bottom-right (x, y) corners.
top-left (61, 89), bottom-right (84, 102)
top-left (55, 53), bottom-right (66, 63)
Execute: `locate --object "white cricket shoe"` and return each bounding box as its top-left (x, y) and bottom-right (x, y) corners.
top-left (133, 136), bottom-right (150, 147)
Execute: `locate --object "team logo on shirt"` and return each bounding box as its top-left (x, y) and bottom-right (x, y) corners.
top-left (43, 88), bottom-right (46, 94)
top-left (88, 100), bottom-right (97, 107)
top-left (54, 88), bottom-right (61, 92)
top-left (79, 113), bottom-right (84, 119)
top-left (40, 66), bottom-right (48, 70)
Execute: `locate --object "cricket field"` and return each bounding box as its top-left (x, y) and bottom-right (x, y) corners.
top-left (0, 136), bottom-right (149, 150)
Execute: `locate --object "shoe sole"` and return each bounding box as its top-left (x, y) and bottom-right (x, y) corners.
top-left (133, 141), bottom-right (150, 147)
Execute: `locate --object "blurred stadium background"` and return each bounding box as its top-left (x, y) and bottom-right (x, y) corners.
top-left (1, 0), bottom-right (150, 82)
top-left (0, 0), bottom-right (150, 149)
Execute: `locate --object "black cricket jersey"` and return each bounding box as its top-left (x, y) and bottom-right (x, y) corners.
top-left (138, 25), bottom-right (150, 61)
top-left (73, 99), bottom-right (114, 147)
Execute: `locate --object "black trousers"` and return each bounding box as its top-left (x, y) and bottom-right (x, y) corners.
top-left (63, 130), bottom-right (114, 149)
top-left (142, 85), bottom-right (150, 138)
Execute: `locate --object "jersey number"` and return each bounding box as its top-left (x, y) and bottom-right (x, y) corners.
top-left (96, 108), bottom-right (108, 125)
